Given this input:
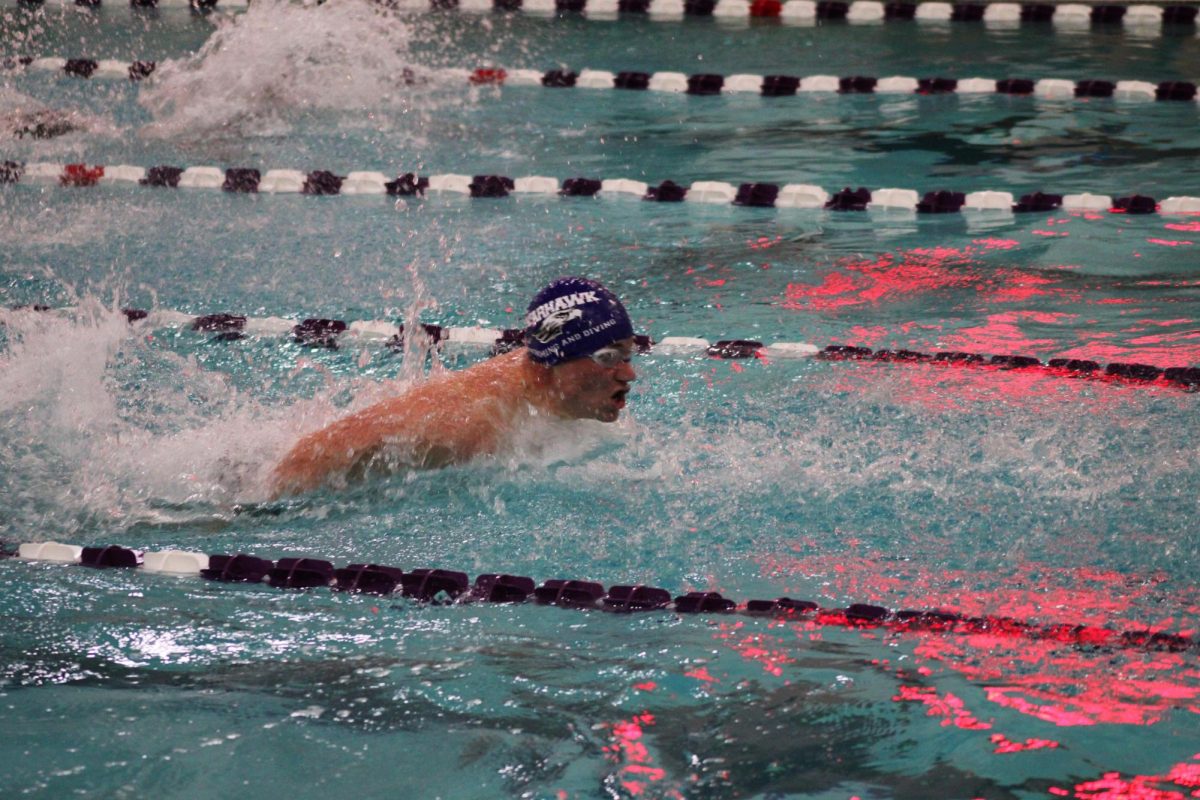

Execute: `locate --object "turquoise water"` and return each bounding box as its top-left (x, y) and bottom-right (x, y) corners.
top-left (2, 4), bottom-right (1199, 798)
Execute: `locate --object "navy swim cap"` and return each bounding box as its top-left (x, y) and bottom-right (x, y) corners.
top-left (523, 277), bottom-right (634, 366)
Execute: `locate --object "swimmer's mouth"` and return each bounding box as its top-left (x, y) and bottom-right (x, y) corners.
top-left (612, 388), bottom-right (629, 405)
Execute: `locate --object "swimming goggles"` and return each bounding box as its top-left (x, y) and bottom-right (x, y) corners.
top-left (589, 344), bottom-right (635, 368)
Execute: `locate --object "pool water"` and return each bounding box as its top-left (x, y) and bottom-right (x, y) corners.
top-left (2, 3), bottom-right (1199, 798)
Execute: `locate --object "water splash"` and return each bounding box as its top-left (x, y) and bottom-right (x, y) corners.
top-left (137, 0), bottom-right (460, 141)
top-left (0, 86), bottom-right (118, 148)
top-left (0, 290), bottom-right (636, 540)
top-left (0, 301), bottom-right (298, 538)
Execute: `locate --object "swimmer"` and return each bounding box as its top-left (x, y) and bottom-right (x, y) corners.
top-left (270, 277), bottom-right (638, 495)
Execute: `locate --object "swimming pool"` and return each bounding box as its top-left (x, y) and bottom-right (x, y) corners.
top-left (2, 1), bottom-right (1199, 797)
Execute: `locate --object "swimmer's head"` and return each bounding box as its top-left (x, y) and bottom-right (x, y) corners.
top-left (523, 277), bottom-right (634, 366)
top-left (524, 277), bottom-right (637, 422)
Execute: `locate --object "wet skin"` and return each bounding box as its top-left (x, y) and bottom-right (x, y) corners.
top-left (270, 339), bottom-right (637, 495)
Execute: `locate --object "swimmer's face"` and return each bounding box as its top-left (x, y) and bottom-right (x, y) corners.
top-left (548, 337), bottom-right (637, 422)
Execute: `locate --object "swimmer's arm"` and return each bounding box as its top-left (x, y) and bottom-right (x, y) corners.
top-left (270, 405), bottom-right (399, 496)
top-left (270, 394), bottom-right (500, 495)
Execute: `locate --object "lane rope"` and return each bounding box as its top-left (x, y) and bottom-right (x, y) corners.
top-left (6, 56), bottom-right (1200, 107)
top-left (5, 540), bottom-right (1196, 655)
top-left (3, 160), bottom-right (1200, 215)
top-left (1, 0), bottom-right (1198, 31)
top-left (4, 305), bottom-right (1198, 389)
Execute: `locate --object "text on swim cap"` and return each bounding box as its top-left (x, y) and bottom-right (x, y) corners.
top-left (525, 291), bottom-right (600, 326)
top-left (536, 317), bottom-right (622, 358)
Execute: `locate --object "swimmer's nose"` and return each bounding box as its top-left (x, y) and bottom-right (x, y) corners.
top-left (616, 360), bottom-right (637, 382)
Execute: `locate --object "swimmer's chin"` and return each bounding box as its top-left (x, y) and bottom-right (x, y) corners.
top-left (594, 394), bottom-right (629, 423)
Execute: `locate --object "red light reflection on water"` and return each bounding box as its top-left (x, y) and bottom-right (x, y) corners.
top-left (989, 733), bottom-right (1060, 754)
top-left (758, 551), bottom-right (1198, 637)
top-left (684, 666), bottom-right (718, 683)
top-left (1054, 321), bottom-right (1200, 367)
top-left (784, 249), bottom-right (978, 313)
top-left (721, 550), bottom-right (1200, 793)
top-left (780, 239), bottom-right (1200, 392)
top-left (1049, 755), bottom-right (1200, 799)
top-left (892, 685), bottom-right (992, 730)
top-left (748, 551), bottom-right (1200, 743)
top-left (748, 235), bottom-right (784, 251)
top-left (940, 310), bottom-right (1067, 353)
top-left (782, 241), bottom-right (1066, 315)
top-left (603, 712), bottom-right (673, 797)
top-left (816, 353), bottom-right (1198, 416)
top-left (712, 621), bottom-right (795, 677)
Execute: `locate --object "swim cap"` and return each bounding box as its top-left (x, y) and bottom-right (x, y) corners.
top-left (523, 277), bottom-right (634, 366)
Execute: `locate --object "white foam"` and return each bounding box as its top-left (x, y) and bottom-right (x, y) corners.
top-left (0, 301), bottom-right (310, 530)
top-left (138, 0), bottom-right (449, 141)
